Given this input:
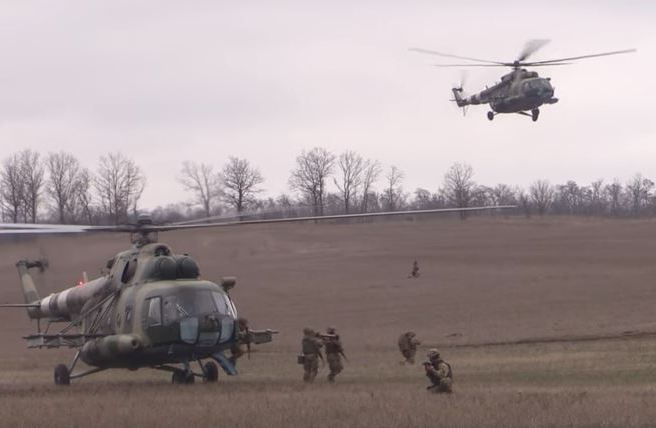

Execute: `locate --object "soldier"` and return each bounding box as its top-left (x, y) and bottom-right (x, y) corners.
top-left (423, 348), bottom-right (453, 393)
top-left (229, 317), bottom-right (250, 366)
top-left (408, 260), bottom-right (420, 278)
top-left (321, 326), bottom-right (346, 383)
top-left (398, 331), bottom-right (421, 364)
top-left (300, 327), bottom-right (324, 383)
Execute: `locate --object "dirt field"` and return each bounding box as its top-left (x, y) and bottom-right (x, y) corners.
top-left (2, 215), bottom-right (656, 427)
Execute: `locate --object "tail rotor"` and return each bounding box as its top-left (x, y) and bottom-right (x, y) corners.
top-left (451, 71), bottom-right (469, 115)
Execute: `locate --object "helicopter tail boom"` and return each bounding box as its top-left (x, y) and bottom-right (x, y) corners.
top-left (15, 260), bottom-right (43, 319)
top-left (451, 87), bottom-right (468, 107)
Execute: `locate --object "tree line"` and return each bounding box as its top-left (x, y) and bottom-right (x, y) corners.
top-left (2, 147), bottom-right (655, 224)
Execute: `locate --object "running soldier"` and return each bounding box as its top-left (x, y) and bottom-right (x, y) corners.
top-left (300, 327), bottom-right (324, 383)
top-left (423, 348), bottom-right (453, 393)
top-left (408, 260), bottom-right (420, 278)
top-left (321, 326), bottom-right (346, 383)
top-left (398, 331), bottom-right (421, 364)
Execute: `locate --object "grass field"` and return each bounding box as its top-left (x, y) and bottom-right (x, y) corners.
top-left (2, 215), bottom-right (656, 427)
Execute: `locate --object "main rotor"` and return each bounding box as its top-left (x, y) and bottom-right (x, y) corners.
top-left (410, 39), bottom-right (635, 70)
top-left (0, 206), bottom-right (518, 247)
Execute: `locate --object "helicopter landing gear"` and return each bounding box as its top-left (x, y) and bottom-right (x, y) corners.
top-left (54, 364), bottom-right (70, 386)
top-left (531, 108), bottom-right (540, 122)
top-left (487, 111), bottom-right (495, 121)
top-left (172, 369), bottom-right (195, 384)
top-left (202, 361), bottom-right (219, 383)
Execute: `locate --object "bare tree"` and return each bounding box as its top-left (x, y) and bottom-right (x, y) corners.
top-left (517, 189), bottom-right (532, 218)
top-left (178, 161), bottom-right (220, 217)
top-left (443, 163), bottom-right (475, 218)
top-left (74, 168), bottom-right (95, 224)
top-left (0, 153), bottom-right (25, 222)
top-left (19, 149), bottom-right (45, 223)
top-left (334, 151), bottom-right (366, 214)
top-left (491, 184), bottom-right (517, 206)
top-left (45, 152), bottom-right (82, 223)
top-left (381, 165), bottom-right (405, 211)
top-left (220, 157), bottom-right (264, 213)
top-left (360, 160), bottom-right (381, 213)
top-left (95, 153), bottom-right (146, 224)
top-left (530, 179), bottom-right (554, 216)
top-left (289, 147), bottom-right (335, 216)
top-left (626, 173), bottom-right (654, 217)
top-left (605, 179), bottom-right (623, 217)
top-left (589, 179), bottom-right (605, 216)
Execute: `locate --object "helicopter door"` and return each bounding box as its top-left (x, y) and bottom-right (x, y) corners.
top-left (144, 296), bottom-right (176, 344)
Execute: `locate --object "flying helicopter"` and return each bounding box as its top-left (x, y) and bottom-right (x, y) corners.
top-left (0, 205), bottom-right (514, 385)
top-left (410, 40), bottom-right (636, 121)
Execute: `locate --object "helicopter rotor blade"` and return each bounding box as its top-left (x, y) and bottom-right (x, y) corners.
top-left (410, 48), bottom-right (505, 65)
top-left (526, 49), bottom-right (636, 65)
top-left (150, 206), bottom-right (517, 232)
top-left (434, 63), bottom-right (509, 68)
top-left (517, 39), bottom-right (551, 62)
top-left (0, 206), bottom-right (517, 236)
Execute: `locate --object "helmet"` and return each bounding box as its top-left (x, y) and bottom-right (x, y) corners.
top-left (427, 348), bottom-right (440, 359)
top-left (303, 327), bottom-right (314, 336)
top-left (407, 331), bottom-right (416, 337)
top-left (327, 326), bottom-right (337, 334)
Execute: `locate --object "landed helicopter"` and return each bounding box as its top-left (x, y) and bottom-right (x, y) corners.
top-left (410, 40), bottom-right (635, 122)
top-left (0, 205), bottom-right (513, 385)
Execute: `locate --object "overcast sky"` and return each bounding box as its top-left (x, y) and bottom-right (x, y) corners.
top-left (0, 1), bottom-right (653, 208)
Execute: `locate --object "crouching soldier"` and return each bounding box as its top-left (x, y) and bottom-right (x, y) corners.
top-left (424, 348), bottom-right (453, 393)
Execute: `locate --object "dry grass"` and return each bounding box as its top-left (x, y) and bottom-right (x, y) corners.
top-left (2, 216), bottom-right (656, 427)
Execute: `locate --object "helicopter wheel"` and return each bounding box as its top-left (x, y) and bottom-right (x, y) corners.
top-left (203, 361), bottom-right (219, 383)
top-left (531, 109), bottom-right (540, 122)
top-left (487, 111), bottom-right (494, 121)
top-left (172, 370), bottom-right (195, 384)
top-left (54, 364), bottom-right (70, 386)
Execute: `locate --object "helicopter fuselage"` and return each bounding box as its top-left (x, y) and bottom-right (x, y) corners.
top-left (453, 69), bottom-right (558, 119)
top-left (14, 241), bottom-right (275, 382)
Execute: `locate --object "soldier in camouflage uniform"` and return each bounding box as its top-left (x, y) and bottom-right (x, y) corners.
top-left (423, 348), bottom-right (453, 393)
top-left (229, 317), bottom-right (250, 366)
top-left (398, 331), bottom-right (421, 364)
top-left (322, 326), bottom-right (345, 383)
top-left (301, 327), bottom-right (324, 383)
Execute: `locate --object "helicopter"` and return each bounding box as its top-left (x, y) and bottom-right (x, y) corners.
top-left (0, 205), bottom-right (514, 385)
top-left (410, 40), bottom-right (636, 122)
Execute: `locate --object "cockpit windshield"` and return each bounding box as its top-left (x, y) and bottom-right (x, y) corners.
top-left (212, 292), bottom-right (237, 318)
top-left (162, 290), bottom-right (218, 325)
top-left (524, 79), bottom-right (550, 91)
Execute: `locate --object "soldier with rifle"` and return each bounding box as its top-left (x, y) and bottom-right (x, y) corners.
top-left (299, 327), bottom-right (324, 383)
top-left (423, 348), bottom-right (453, 393)
top-left (318, 326), bottom-right (347, 383)
top-left (229, 317), bottom-right (250, 366)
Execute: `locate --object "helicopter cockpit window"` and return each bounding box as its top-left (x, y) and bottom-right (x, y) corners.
top-left (146, 297), bottom-right (162, 327)
top-left (212, 292), bottom-right (237, 318)
top-left (121, 259), bottom-right (137, 283)
top-left (162, 290), bottom-right (218, 324)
